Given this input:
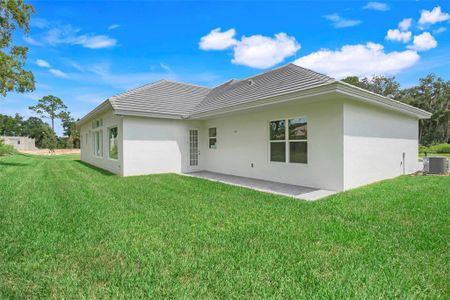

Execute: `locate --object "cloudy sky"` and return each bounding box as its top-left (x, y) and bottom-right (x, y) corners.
top-left (2, 0), bottom-right (450, 135)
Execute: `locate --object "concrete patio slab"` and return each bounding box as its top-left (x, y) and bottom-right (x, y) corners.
top-left (184, 171), bottom-right (337, 201)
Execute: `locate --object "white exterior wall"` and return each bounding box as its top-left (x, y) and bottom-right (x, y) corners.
top-left (343, 100), bottom-right (419, 190)
top-left (122, 117), bottom-right (204, 176)
top-left (79, 108), bottom-right (123, 175)
top-left (203, 99), bottom-right (344, 191)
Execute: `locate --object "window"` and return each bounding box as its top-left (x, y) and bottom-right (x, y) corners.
top-left (269, 117), bottom-right (307, 164)
top-left (209, 127), bottom-right (217, 149)
top-left (92, 118), bottom-right (103, 129)
top-left (109, 127), bottom-right (118, 159)
top-left (93, 130), bottom-right (103, 157)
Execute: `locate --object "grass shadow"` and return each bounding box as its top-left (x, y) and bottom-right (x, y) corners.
top-left (74, 160), bottom-right (116, 176)
top-left (0, 161), bottom-right (29, 167)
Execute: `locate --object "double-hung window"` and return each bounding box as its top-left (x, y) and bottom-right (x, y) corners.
top-left (209, 127), bottom-right (217, 149)
top-left (269, 117), bottom-right (307, 164)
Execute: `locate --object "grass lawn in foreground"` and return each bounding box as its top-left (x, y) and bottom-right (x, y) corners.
top-left (0, 154), bottom-right (449, 298)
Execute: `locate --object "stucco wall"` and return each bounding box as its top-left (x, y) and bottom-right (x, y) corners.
top-left (1, 136), bottom-right (37, 151)
top-left (122, 117), bottom-right (204, 176)
top-left (203, 99), bottom-right (344, 191)
top-left (79, 108), bottom-right (123, 175)
top-left (343, 100), bottom-right (419, 190)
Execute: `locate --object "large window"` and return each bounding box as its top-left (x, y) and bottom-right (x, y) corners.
top-left (109, 127), bottom-right (118, 159)
top-left (269, 117), bottom-right (307, 164)
top-left (93, 130), bottom-right (103, 157)
top-left (209, 127), bottom-right (217, 149)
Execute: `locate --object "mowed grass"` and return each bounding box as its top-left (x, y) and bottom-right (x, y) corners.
top-left (0, 155), bottom-right (449, 299)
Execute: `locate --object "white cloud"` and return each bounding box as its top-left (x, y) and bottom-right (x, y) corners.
top-left (433, 27), bottom-right (447, 34)
top-left (199, 29), bottom-right (300, 69)
top-left (363, 2), bottom-right (390, 11)
top-left (36, 59), bottom-right (51, 68)
top-left (108, 24), bottom-right (120, 30)
top-left (407, 32), bottom-right (437, 51)
top-left (160, 63), bottom-right (171, 72)
top-left (323, 14), bottom-right (362, 28)
top-left (49, 68), bottom-right (68, 78)
top-left (23, 36), bottom-right (43, 46)
top-left (418, 6), bottom-right (450, 26)
top-left (399, 18), bottom-right (412, 31)
top-left (72, 35), bottom-right (117, 49)
top-left (294, 42), bottom-right (419, 79)
top-left (386, 29), bottom-right (412, 43)
top-left (30, 18), bottom-right (49, 29)
top-left (199, 28), bottom-right (237, 50)
top-left (25, 24), bottom-right (117, 49)
top-left (232, 33), bottom-right (300, 69)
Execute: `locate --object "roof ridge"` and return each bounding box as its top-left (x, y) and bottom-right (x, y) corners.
top-left (109, 80), bottom-right (167, 101)
top-left (160, 79), bottom-right (210, 90)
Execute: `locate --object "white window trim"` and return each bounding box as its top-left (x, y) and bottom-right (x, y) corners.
top-left (268, 117), bottom-right (308, 165)
top-left (93, 129), bottom-right (103, 158)
top-left (208, 127), bottom-right (217, 149)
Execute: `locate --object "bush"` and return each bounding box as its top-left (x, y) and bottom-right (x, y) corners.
top-left (428, 143), bottom-right (450, 154)
top-left (0, 139), bottom-right (17, 156)
top-left (419, 145), bottom-right (429, 153)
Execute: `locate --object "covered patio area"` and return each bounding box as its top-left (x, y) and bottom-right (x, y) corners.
top-left (184, 171), bottom-right (337, 201)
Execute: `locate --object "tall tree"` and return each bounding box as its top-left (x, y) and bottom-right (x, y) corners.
top-left (29, 95), bottom-right (68, 133)
top-left (342, 75), bottom-right (401, 99)
top-left (0, 0), bottom-right (35, 97)
top-left (401, 74), bottom-right (450, 145)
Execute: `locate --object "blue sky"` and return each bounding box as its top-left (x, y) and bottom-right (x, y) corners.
top-left (2, 0), bottom-right (450, 135)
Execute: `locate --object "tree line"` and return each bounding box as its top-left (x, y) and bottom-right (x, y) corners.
top-left (342, 74), bottom-right (450, 146)
top-left (0, 95), bottom-right (79, 149)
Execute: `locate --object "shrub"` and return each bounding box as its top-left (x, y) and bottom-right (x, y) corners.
top-left (0, 139), bottom-right (17, 156)
top-left (429, 143), bottom-right (450, 154)
top-left (419, 145), bottom-right (429, 153)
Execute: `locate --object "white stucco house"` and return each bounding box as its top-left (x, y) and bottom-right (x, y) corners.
top-left (77, 64), bottom-right (431, 191)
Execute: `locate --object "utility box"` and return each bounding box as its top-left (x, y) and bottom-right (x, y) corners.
top-left (428, 156), bottom-right (449, 175)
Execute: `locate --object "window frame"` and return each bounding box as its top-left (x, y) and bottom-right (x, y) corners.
top-left (108, 126), bottom-right (119, 160)
top-left (93, 129), bottom-right (103, 158)
top-left (268, 116), bottom-right (308, 165)
top-left (208, 127), bottom-right (217, 149)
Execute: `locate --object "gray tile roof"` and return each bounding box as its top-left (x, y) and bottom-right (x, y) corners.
top-left (192, 64), bottom-right (335, 114)
top-left (81, 63), bottom-right (428, 122)
top-left (106, 64), bottom-right (335, 118)
top-left (109, 80), bottom-right (210, 117)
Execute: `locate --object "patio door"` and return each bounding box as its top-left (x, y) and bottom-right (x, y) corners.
top-left (188, 129), bottom-right (200, 170)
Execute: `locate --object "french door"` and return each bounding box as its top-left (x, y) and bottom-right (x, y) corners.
top-left (188, 129), bottom-right (200, 170)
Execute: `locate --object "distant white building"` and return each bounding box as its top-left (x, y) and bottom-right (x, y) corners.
top-left (1, 136), bottom-right (37, 151)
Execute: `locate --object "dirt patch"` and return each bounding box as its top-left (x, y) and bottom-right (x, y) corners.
top-left (20, 149), bottom-right (80, 155)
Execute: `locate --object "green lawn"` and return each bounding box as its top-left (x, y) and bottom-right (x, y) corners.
top-left (0, 155), bottom-right (449, 299)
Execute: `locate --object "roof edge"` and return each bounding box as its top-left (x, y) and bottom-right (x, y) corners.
top-left (76, 100), bottom-right (113, 128)
top-left (336, 81), bottom-right (432, 119)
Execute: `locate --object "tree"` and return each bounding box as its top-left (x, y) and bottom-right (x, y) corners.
top-left (0, 113), bottom-right (23, 135)
top-left (0, 0), bottom-right (35, 97)
top-left (401, 74), bottom-right (450, 145)
top-left (29, 95), bottom-right (68, 133)
top-left (60, 112), bottom-right (80, 148)
top-left (342, 75), bottom-right (401, 99)
top-left (22, 116), bottom-right (53, 148)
